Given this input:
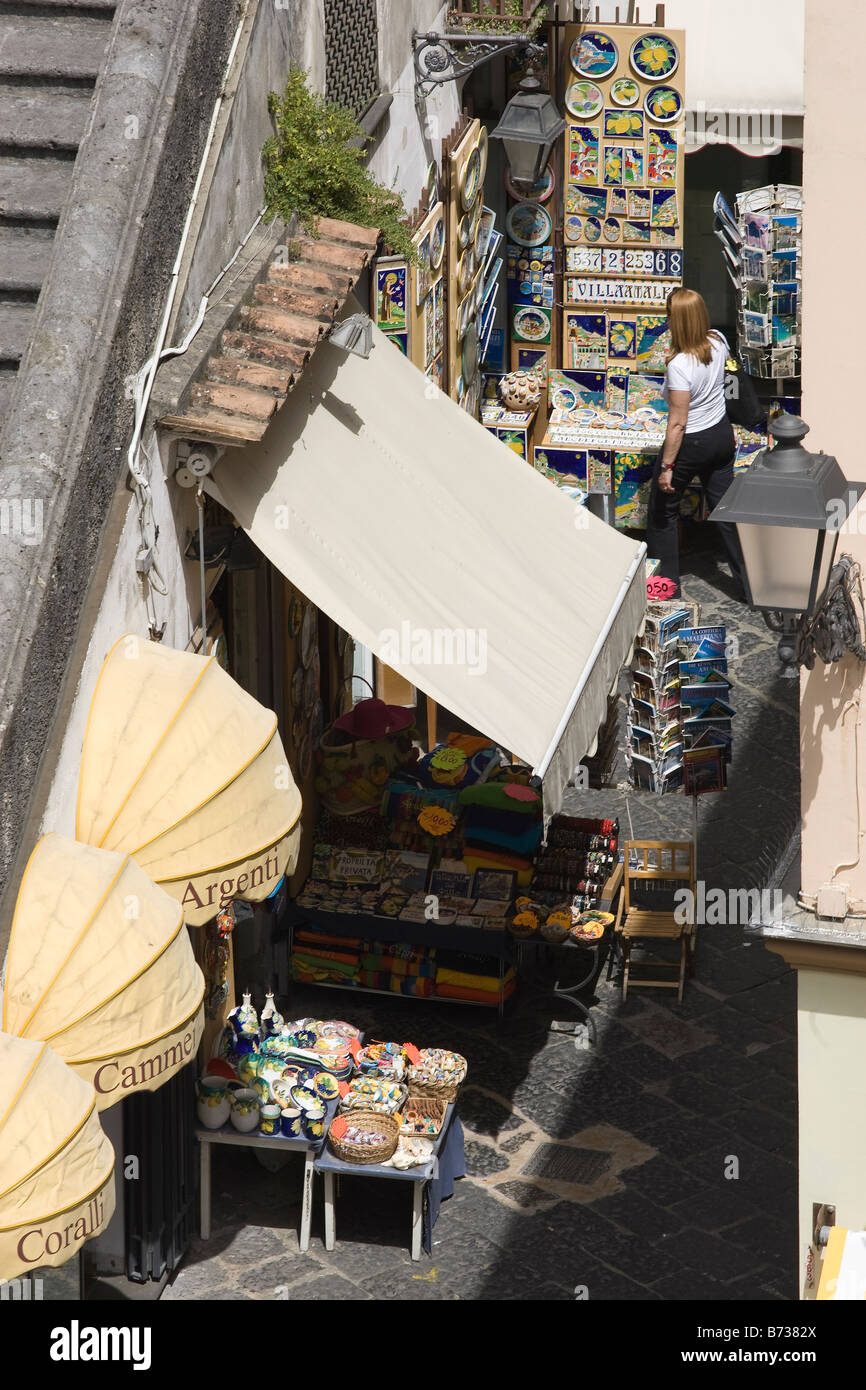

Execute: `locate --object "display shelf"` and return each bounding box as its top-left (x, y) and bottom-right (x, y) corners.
top-left (282, 901), bottom-right (514, 959)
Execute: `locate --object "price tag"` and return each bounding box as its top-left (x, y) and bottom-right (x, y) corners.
top-left (338, 1081), bottom-right (351, 1097)
top-left (418, 806), bottom-right (457, 836)
top-left (403, 1042), bottom-right (421, 1065)
top-left (503, 783), bottom-right (539, 802)
top-left (430, 747), bottom-right (467, 771)
top-left (348, 1037), bottom-right (362, 1061)
top-left (329, 1116), bottom-right (348, 1140)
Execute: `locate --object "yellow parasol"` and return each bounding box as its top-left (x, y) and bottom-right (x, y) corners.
top-left (0, 1035), bottom-right (115, 1279)
top-left (76, 634), bottom-right (302, 925)
top-left (3, 834), bottom-right (205, 1107)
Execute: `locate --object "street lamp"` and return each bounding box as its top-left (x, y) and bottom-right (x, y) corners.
top-left (709, 414), bottom-right (866, 669)
top-left (490, 75), bottom-right (566, 190)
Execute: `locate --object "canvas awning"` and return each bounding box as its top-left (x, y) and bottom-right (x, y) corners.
top-left (203, 310), bottom-right (646, 813)
top-left (76, 636), bottom-right (302, 925)
top-left (3, 835), bottom-right (205, 1106)
top-left (0, 1035), bottom-right (115, 1279)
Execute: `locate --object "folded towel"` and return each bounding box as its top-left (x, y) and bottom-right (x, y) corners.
top-left (436, 979), bottom-right (516, 1004)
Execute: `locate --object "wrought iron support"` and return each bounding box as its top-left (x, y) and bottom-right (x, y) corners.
top-left (413, 31), bottom-right (543, 97)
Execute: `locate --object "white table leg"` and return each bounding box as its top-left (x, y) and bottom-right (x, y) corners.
top-left (323, 1171), bottom-right (336, 1251)
top-left (200, 1141), bottom-right (211, 1240)
top-left (299, 1149), bottom-right (314, 1253)
top-left (411, 1181), bottom-right (424, 1262)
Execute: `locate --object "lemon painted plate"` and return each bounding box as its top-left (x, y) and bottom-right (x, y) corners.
top-left (644, 85), bottom-right (683, 124)
top-left (610, 76), bottom-right (641, 107)
top-left (630, 32), bottom-right (679, 80)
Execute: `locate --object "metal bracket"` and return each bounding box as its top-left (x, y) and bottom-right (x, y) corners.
top-left (413, 31), bottom-right (542, 97)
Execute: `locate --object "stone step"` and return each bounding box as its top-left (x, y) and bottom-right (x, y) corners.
top-left (0, 225), bottom-right (55, 291)
top-left (0, 155), bottom-right (73, 219)
top-left (0, 84), bottom-right (93, 150)
top-left (0, 14), bottom-right (113, 81)
top-left (0, 302), bottom-right (36, 362)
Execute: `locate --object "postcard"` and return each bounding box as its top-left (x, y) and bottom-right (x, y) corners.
top-left (742, 247), bottom-right (767, 281)
top-left (744, 310), bottom-right (770, 346)
top-left (471, 869), bottom-right (516, 901)
top-left (744, 212), bottom-right (771, 249)
top-left (678, 626), bottom-right (727, 660)
top-left (683, 746), bottom-right (726, 796)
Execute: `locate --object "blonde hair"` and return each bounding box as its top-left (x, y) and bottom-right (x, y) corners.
top-left (666, 287), bottom-right (719, 366)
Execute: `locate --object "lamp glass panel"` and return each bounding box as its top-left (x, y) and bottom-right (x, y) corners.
top-left (503, 137), bottom-right (547, 186)
top-left (737, 523), bottom-right (823, 612)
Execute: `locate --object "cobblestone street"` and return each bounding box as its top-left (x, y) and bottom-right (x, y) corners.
top-left (160, 543), bottom-right (802, 1303)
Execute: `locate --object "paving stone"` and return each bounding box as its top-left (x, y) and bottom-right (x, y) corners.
top-left (670, 1184), bottom-right (760, 1233)
top-left (663, 1074), bottom-right (737, 1117)
top-left (463, 1140), bottom-right (511, 1178)
top-left (357, 1270), bottom-right (461, 1300)
top-left (725, 1102), bottom-right (796, 1156)
top-left (723, 1214), bottom-right (798, 1266)
top-left (219, 1225), bottom-right (299, 1266)
top-left (619, 1006), bottom-right (717, 1060)
top-left (593, 1189), bottom-right (686, 1242)
top-left (494, 1179), bottom-right (556, 1208)
top-left (457, 1087), bottom-right (523, 1137)
top-left (235, 1257), bottom-right (325, 1299)
top-left (281, 1273), bottom-right (373, 1301)
top-left (619, 1154), bottom-right (708, 1207)
top-left (657, 1228), bottom-right (755, 1283)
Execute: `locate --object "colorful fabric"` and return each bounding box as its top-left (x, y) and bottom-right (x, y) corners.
top-left (458, 783), bottom-right (541, 816)
top-left (435, 966), bottom-right (515, 993)
top-left (295, 930), bottom-right (362, 950)
top-left (391, 975), bottom-right (434, 998)
top-left (436, 980), bottom-right (517, 1004)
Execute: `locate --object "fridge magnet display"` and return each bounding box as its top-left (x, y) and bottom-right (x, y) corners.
top-left (603, 217), bottom-right (621, 243)
top-left (460, 146), bottom-right (481, 212)
top-left (569, 186), bottom-right (607, 218)
top-left (651, 188), bottom-right (679, 226)
top-left (569, 126), bottom-right (600, 182)
top-left (603, 146), bottom-right (624, 185)
top-left (608, 186), bottom-right (628, 216)
top-left (623, 220), bottom-right (651, 244)
top-left (630, 32), bottom-right (679, 80)
top-left (624, 146), bottom-right (644, 184)
top-left (565, 79), bottom-right (604, 119)
top-left (415, 231), bottom-right (431, 306)
top-left (587, 449), bottom-right (612, 493)
top-left (636, 314), bottom-right (669, 369)
top-left (506, 162), bottom-right (555, 203)
top-left (610, 76), bottom-right (641, 106)
top-left (375, 263), bottom-right (406, 331)
top-left (647, 129), bottom-right (677, 183)
top-left (609, 318), bottom-right (636, 359)
top-left (430, 212), bottom-right (445, 271)
top-left (571, 30), bottom-right (618, 78)
top-left (584, 216), bottom-right (602, 243)
top-left (564, 214), bottom-right (583, 242)
top-left (628, 188), bottom-right (652, 220)
top-left (513, 304), bottom-right (552, 344)
top-left (606, 372), bottom-right (629, 411)
top-left (644, 85), bottom-right (683, 124)
top-left (506, 201), bottom-right (553, 247)
top-left (604, 109), bottom-right (644, 138)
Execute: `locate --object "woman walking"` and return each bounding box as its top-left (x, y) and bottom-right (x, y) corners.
top-left (646, 287), bottom-right (746, 598)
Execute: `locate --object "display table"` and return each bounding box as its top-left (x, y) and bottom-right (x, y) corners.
top-left (196, 1100), bottom-right (337, 1252)
top-left (314, 1103), bottom-right (464, 1261)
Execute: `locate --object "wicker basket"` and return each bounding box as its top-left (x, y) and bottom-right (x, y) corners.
top-left (400, 1097), bottom-right (447, 1138)
top-left (328, 1111), bottom-right (399, 1165)
top-left (339, 1081), bottom-right (408, 1116)
top-left (407, 1052), bottom-right (467, 1104)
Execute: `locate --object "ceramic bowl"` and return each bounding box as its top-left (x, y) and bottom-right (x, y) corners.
top-left (295, 1029), bottom-right (318, 1049)
top-left (270, 1078), bottom-right (297, 1110)
top-left (290, 1084), bottom-right (320, 1112)
top-left (229, 1088), bottom-right (260, 1133)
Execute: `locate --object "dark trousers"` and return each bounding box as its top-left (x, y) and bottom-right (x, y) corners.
top-left (645, 415), bottom-right (744, 589)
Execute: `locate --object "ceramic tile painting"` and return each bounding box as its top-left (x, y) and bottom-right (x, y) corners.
top-left (623, 146), bottom-right (644, 185)
top-left (424, 291), bottom-right (435, 366)
top-left (636, 315), bottom-right (669, 369)
top-left (564, 312), bottom-right (607, 368)
top-left (604, 108), bottom-right (644, 138)
top-left (647, 128), bottom-right (677, 184)
top-left (604, 145), bottom-right (624, 185)
top-left (569, 125), bottom-right (600, 182)
top-left (614, 451), bottom-right (656, 528)
top-left (387, 332), bottom-right (408, 355)
top-left (608, 186), bottom-right (628, 216)
top-left (375, 262), bottom-right (407, 331)
top-left (628, 188), bottom-right (652, 220)
top-left (415, 232), bottom-right (431, 306)
top-left (608, 318), bottom-right (637, 359)
top-left (651, 188), bottom-right (678, 227)
top-left (627, 372), bottom-right (667, 411)
top-left (623, 220), bottom-right (651, 244)
top-left (550, 367), bottom-right (605, 409)
top-left (606, 371), bottom-right (629, 411)
top-left (654, 224), bottom-right (679, 244)
top-left (567, 185), bottom-right (608, 218)
top-left (587, 449), bottom-right (612, 494)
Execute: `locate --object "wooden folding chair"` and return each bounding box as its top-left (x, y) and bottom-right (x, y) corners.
top-left (613, 840), bottom-right (696, 1003)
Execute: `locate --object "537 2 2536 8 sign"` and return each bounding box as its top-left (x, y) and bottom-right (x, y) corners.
top-left (565, 246), bottom-right (683, 277)
top-left (565, 277), bottom-right (680, 307)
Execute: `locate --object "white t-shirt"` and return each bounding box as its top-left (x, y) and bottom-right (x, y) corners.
top-left (664, 331), bottom-right (728, 434)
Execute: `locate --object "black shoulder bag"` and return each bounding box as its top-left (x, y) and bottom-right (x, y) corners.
top-left (724, 352), bottom-right (765, 431)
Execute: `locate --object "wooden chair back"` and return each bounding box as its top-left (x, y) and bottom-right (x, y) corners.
top-left (623, 840), bottom-right (695, 915)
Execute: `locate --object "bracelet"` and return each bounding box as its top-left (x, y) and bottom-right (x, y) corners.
top-left (659, 464), bottom-right (673, 472)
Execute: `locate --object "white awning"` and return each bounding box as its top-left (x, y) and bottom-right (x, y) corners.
top-left (204, 315), bottom-right (645, 814)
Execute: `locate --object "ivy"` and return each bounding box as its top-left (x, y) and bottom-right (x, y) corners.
top-left (262, 69), bottom-right (415, 262)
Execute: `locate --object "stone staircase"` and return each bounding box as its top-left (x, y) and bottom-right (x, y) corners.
top-left (0, 0), bottom-right (116, 415)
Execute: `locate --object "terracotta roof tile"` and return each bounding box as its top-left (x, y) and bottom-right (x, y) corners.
top-left (156, 217), bottom-right (381, 447)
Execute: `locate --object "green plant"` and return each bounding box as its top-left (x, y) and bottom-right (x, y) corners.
top-left (447, 1), bottom-right (547, 36)
top-left (262, 69), bottom-right (415, 261)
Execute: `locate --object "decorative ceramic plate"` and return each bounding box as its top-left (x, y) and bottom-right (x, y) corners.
top-left (291, 664), bottom-right (304, 709)
top-left (603, 216), bottom-right (621, 242)
top-left (458, 212), bottom-right (471, 249)
top-left (505, 162), bottom-right (555, 204)
top-left (424, 159), bottom-right (437, 202)
top-left (610, 76), bottom-right (641, 107)
top-left (429, 211), bottom-right (445, 270)
top-left (564, 79), bottom-right (604, 120)
top-left (288, 594), bottom-right (303, 639)
top-left (469, 192), bottom-right (483, 240)
top-left (303, 663), bottom-right (318, 717)
top-left (313, 1072), bottom-right (340, 1101)
top-left (506, 201), bottom-right (552, 248)
top-left (551, 384), bottom-right (578, 411)
top-left (462, 321), bottom-right (479, 381)
top-left (630, 32), bottom-right (679, 80)
top-left (456, 374), bottom-right (465, 401)
top-left (564, 215), bottom-right (583, 243)
top-left (300, 603), bottom-right (317, 667)
top-left (573, 407), bottom-right (598, 424)
top-left (474, 212), bottom-right (487, 262)
top-left (477, 125), bottom-right (489, 186)
top-left (644, 85), bottom-right (683, 123)
top-left (513, 305), bottom-right (549, 342)
top-left (584, 216), bottom-right (602, 243)
top-left (460, 145), bottom-right (481, 212)
top-left (464, 373), bottom-right (481, 419)
top-left (457, 249), bottom-right (472, 297)
top-left (473, 273), bottom-right (485, 316)
top-left (571, 29), bottom-right (618, 78)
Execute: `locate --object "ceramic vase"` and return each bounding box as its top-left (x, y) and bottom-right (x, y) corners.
top-left (229, 1087), bottom-right (260, 1133)
top-left (196, 1076), bottom-right (231, 1130)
